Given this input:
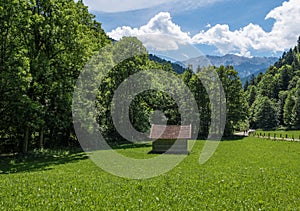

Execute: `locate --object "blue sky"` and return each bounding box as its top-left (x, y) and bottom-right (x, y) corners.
top-left (84, 0), bottom-right (300, 58)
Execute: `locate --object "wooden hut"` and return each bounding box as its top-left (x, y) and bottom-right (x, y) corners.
top-left (149, 124), bottom-right (191, 154)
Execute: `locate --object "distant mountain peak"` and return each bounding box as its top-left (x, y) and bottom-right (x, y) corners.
top-left (183, 54), bottom-right (278, 79)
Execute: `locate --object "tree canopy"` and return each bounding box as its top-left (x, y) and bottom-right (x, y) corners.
top-left (245, 37), bottom-right (300, 130)
top-left (1, 0), bottom-right (249, 153)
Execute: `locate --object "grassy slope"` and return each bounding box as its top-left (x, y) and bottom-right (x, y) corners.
top-left (1, 137), bottom-right (300, 210)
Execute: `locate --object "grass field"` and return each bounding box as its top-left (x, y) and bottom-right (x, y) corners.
top-left (1, 137), bottom-right (300, 210)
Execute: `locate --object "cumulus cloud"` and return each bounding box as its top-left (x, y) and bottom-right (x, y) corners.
top-left (108, 0), bottom-right (300, 57)
top-left (192, 23), bottom-right (269, 57)
top-left (265, 0), bottom-right (300, 50)
top-left (194, 0), bottom-right (300, 56)
top-left (108, 12), bottom-right (191, 51)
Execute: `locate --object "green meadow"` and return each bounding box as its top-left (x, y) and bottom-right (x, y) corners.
top-left (1, 137), bottom-right (300, 210)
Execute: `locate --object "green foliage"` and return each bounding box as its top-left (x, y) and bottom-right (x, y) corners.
top-left (246, 85), bottom-right (257, 107)
top-left (252, 96), bottom-right (278, 130)
top-left (245, 37), bottom-right (300, 130)
top-left (1, 1), bottom-right (248, 152)
top-left (1, 138), bottom-right (300, 209)
top-left (0, 0), bottom-right (109, 152)
top-left (149, 54), bottom-right (186, 74)
top-left (94, 41), bottom-right (248, 140)
top-left (186, 70), bottom-right (210, 137)
top-left (292, 80), bottom-right (300, 129)
top-left (284, 92), bottom-right (296, 128)
top-left (277, 91), bottom-right (288, 126)
top-left (216, 66), bottom-right (249, 135)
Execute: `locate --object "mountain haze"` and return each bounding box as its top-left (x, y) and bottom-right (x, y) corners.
top-left (184, 54), bottom-right (278, 79)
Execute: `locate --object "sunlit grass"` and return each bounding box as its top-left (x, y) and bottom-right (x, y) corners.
top-left (1, 137), bottom-right (300, 210)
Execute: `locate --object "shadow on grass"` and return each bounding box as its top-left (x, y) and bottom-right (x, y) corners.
top-left (111, 137), bottom-right (246, 151)
top-left (0, 148), bottom-right (88, 174)
top-left (1, 138), bottom-right (246, 174)
top-left (111, 142), bottom-right (152, 150)
top-left (221, 135), bottom-right (248, 141)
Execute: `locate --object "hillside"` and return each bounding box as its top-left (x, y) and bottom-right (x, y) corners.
top-left (244, 37), bottom-right (300, 130)
top-left (149, 54), bottom-right (186, 74)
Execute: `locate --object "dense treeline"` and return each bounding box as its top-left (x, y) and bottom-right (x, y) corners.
top-left (75, 37), bottom-right (248, 145)
top-left (0, 0), bottom-right (109, 153)
top-left (245, 37), bottom-right (300, 130)
top-left (0, 0), bottom-right (247, 153)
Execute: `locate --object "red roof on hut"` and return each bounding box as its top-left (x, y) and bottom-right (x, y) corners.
top-left (149, 125), bottom-right (192, 140)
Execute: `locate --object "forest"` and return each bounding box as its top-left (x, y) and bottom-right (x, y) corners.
top-left (0, 0), bottom-right (299, 154)
top-left (244, 38), bottom-right (300, 130)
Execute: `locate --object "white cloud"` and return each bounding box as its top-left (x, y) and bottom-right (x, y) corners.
top-left (193, 0), bottom-right (300, 56)
top-left (265, 0), bottom-right (300, 50)
top-left (192, 23), bottom-right (269, 56)
top-left (108, 12), bottom-right (191, 51)
top-left (108, 0), bottom-right (300, 57)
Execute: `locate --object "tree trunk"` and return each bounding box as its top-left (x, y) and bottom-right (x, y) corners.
top-left (23, 126), bottom-right (29, 153)
top-left (39, 129), bottom-right (44, 149)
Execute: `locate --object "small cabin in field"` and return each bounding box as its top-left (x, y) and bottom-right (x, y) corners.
top-left (149, 124), bottom-right (191, 154)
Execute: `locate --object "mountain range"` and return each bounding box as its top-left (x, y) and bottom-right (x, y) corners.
top-left (183, 54), bottom-right (278, 80)
top-left (150, 53), bottom-right (278, 84)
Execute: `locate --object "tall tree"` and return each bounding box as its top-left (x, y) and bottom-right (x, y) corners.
top-left (246, 85), bottom-right (257, 107)
top-left (0, 0), bottom-right (33, 152)
top-left (217, 66), bottom-right (248, 135)
top-left (0, 0), bottom-right (109, 153)
top-left (253, 96), bottom-right (278, 130)
top-left (291, 79), bottom-right (300, 129)
top-left (277, 91), bottom-right (288, 126)
top-left (278, 66), bottom-right (291, 91)
top-left (283, 91), bottom-right (295, 128)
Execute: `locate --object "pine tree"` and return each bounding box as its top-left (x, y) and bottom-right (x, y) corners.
top-left (253, 96), bottom-right (278, 130)
top-left (284, 92), bottom-right (295, 128)
top-left (292, 79), bottom-right (300, 129)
